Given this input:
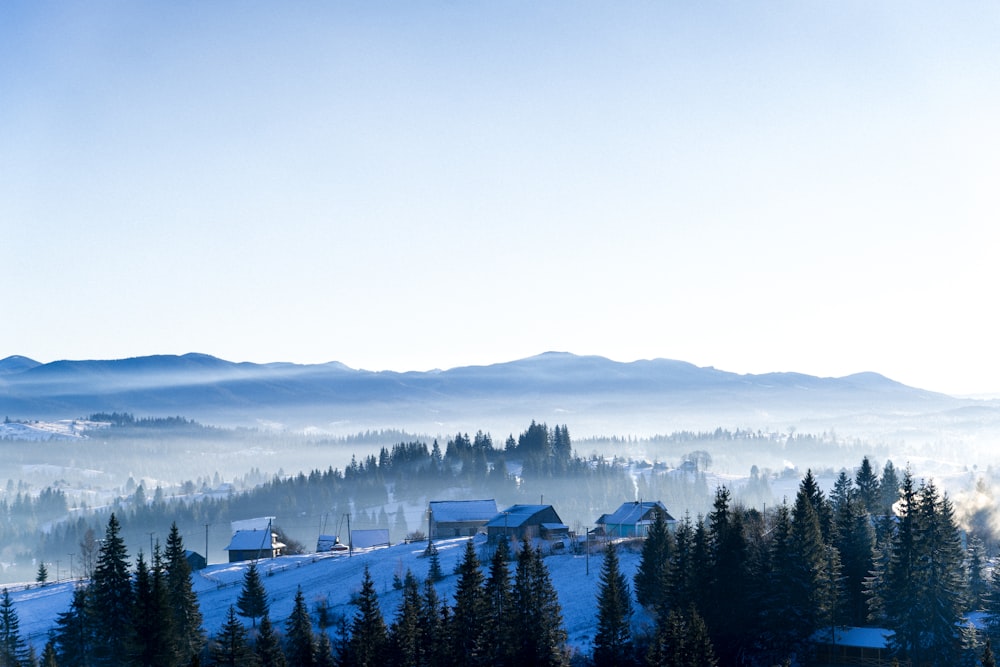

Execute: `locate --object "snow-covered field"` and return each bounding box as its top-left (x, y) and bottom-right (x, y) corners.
top-left (0, 420), bottom-right (107, 441)
top-left (11, 535), bottom-right (649, 658)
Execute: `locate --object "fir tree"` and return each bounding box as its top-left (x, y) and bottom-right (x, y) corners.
top-left (130, 549), bottom-right (177, 667)
top-left (646, 606), bottom-right (717, 667)
top-left (484, 537), bottom-right (515, 667)
top-left (388, 570), bottom-right (421, 667)
top-left (425, 541), bottom-right (443, 582)
top-left (53, 585), bottom-right (92, 667)
top-left (165, 522), bottom-right (206, 663)
top-left (40, 639), bottom-right (59, 667)
top-left (834, 494), bottom-right (875, 626)
top-left (511, 542), bottom-right (569, 667)
top-left (90, 513), bottom-right (133, 667)
top-left (36, 561), bottom-right (48, 586)
top-left (237, 561), bottom-right (269, 629)
top-left (879, 460), bottom-right (901, 514)
top-left (418, 576), bottom-right (447, 667)
top-left (254, 613), bottom-right (286, 667)
top-left (593, 541), bottom-right (634, 667)
top-left (0, 588), bottom-right (30, 667)
top-left (969, 536), bottom-right (989, 611)
top-left (285, 587), bottom-right (317, 667)
top-left (315, 632), bottom-right (335, 667)
top-left (211, 606), bottom-right (258, 667)
top-left (450, 540), bottom-right (488, 665)
top-left (855, 456), bottom-right (881, 514)
top-left (634, 507), bottom-right (672, 610)
top-left (346, 568), bottom-right (386, 667)
top-left (984, 638), bottom-right (997, 667)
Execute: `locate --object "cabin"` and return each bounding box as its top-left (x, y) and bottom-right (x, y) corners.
top-left (811, 626), bottom-right (892, 665)
top-left (428, 499), bottom-right (498, 539)
top-left (225, 529), bottom-right (286, 563)
top-left (485, 504), bottom-right (568, 543)
top-left (183, 549), bottom-right (206, 571)
top-left (596, 501), bottom-right (674, 539)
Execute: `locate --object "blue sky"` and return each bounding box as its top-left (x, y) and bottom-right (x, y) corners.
top-left (3, 2), bottom-right (998, 395)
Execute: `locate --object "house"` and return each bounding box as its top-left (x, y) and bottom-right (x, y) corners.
top-left (225, 518), bottom-right (286, 562)
top-left (183, 549), bottom-right (206, 571)
top-left (596, 501), bottom-right (674, 539)
top-left (485, 504), bottom-right (568, 543)
top-left (428, 499), bottom-right (498, 539)
top-left (811, 626), bottom-right (892, 665)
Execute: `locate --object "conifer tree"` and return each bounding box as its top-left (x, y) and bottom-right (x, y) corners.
top-left (237, 561), bottom-right (269, 629)
top-left (450, 540), bottom-right (488, 665)
top-left (634, 507), bottom-right (672, 610)
top-left (969, 536), bottom-right (990, 611)
top-left (646, 606), bottom-right (717, 667)
top-left (40, 639), bottom-right (59, 667)
top-left (984, 638), bottom-right (998, 667)
top-left (484, 537), bottom-right (515, 667)
top-left (254, 613), bottom-right (286, 667)
top-left (211, 606), bottom-right (258, 667)
top-left (834, 493), bottom-right (875, 626)
top-left (130, 549), bottom-right (177, 667)
top-left (0, 588), bottom-right (30, 667)
top-left (879, 460), bottom-right (901, 514)
top-left (36, 561), bottom-right (48, 586)
top-left (855, 456), bottom-right (881, 514)
top-left (666, 514), bottom-right (697, 613)
top-left (418, 576), bottom-right (447, 667)
top-left (285, 587), bottom-right (316, 667)
top-left (53, 585), bottom-right (91, 667)
top-left (91, 513), bottom-right (133, 667)
top-left (165, 522), bottom-right (206, 663)
top-left (511, 542), bottom-right (568, 667)
top-left (388, 570), bottom-right (421, 667)
top-left (346, 568), bottom-right (386, 667)
top-left (706, 488), bottom-right (753, 662)
top-left (593, 541), bottom-right (634, 667)
top-left (315, 632), bottom-right (336, 667)
top-left (425, 541), bottom-right (443, 582)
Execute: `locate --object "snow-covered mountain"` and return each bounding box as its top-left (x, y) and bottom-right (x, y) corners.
top-left (0, 352), bottom-right (974, 435)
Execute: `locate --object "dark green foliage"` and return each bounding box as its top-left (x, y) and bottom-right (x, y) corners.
top-left (254, 613), bottom-right (286, 667)
top-left (418, 576), bottom-right (448, 667)
top-left (388, 570), bottom-right (421, 667)
top-left (285, 587), bottom-right (317, 667)
top-left (879, 460), bottom-right (901, 514)
top-left (425, 541), bottom-right (443, 582)
top-left (511, 541), bottom-right (569, 667)
top-left (968, 536), bottom-right (989, 611)
top-left (593, 542), bottom-right (634, 667)
top-left (0, 588), bottom-right (30, 667)
top-left (646, 606), bottom-right (717, 667)
top-left (53, 585), bottom-right (91, 667)
top-left (450, 540), bottom-right (488, 664)
top-left (984, 638), bottom-right (997, 667)
top-left (41, 639), bottom-right (59, 667)
top-left (165, 522), bottom-right (206, 663)
top-left (634, 507), bottom-right (672, 610)
top-left (484, 538), bottom-right (515, 667)
top-left (315, 632), bottom-right (335, 667)
top-left (211, 606), bottom-right (258, 667)
top-left (346, 568), bottom-right (386, 667)
top-left (36, 561), bottom-right (48, 585)
top-left (91, 513), bottom-right (133, 667)
top-left (854, 456), bottom-right (880, 514)
top-left (237, 561), bottom-right (269, 629)
top-left (130, 548), bottom-right (177, 667)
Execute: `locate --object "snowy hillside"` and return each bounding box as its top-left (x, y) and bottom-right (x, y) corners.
top-left (0, 420), bottom-right (106, 441)
top-left (12, 535), bottom-right (648, 658)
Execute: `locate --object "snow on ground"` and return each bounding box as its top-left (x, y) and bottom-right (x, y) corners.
top-left (11, 534), bottom-right (646, 658)
top-left (0, 420), bottom-right (106, 441)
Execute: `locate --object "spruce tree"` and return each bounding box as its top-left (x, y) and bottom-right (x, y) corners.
top-left (634, 507), bottom-right (672, 610)
top-left (834, 494), bottom-right (875, 626)
top-left (646, 606), bottom-right (717, 667)
top-left (315, 632), bottom-right (336, 667)
top-left (593, 541), bottom-right (634, 667)
top-left (418, 576), bottom-right (447, 667)
top-left (40, 639), bottom-right (59, 667)
top-left (165, 522), bottom-right (206, 663)
top-left (879, 460), bottom-right (901, 514)
top-left (484, 537), bottom-right (515, 667)
top-left (36, 561), bottom-right (48, 586)
top-left (0, 588), bottom-right (30, 667)
top-left (254, 613), bottom-right (286, 667)
top-left (425, 541), bottom-right (443, 582)
top-left (347, 568), bottom-right (386, 667)
top-left (53, 585), bottom-right (92, 667)
top-left (285, 587), bottom-right (317, 667)
top-left (450, 540), bottom-right (488, 665)
top-left (388, 570), bottom-right (421, 667)
top-left (984, 638), bottom-right (998, 667)
top-left (237, 561), bottom-right (269, 629)
top-left (211, 606), bottom-right (258, 667)
top-left (130, 549), bottom-right (177, 667)
top-left (90, 513), bottom-right (133, 667)
top-left (969, 536), bottom-right (990, 611)
top-left (512, 542), bottom-right (569, 667)
top-left (855, 456), bottom-right (881, 514)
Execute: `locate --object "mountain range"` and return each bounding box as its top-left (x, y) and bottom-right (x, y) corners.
top-left (1, 352), bottom-right (983, 436)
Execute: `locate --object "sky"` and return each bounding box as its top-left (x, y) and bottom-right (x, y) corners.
top-left (2, 2), bottom-right (999, 396)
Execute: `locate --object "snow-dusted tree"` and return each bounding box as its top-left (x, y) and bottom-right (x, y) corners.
top-left (593, 541), bottom-right (634, 667)
top-left (388, 570), bottom-right (421, 667)
top-left (968, 536), bottom-right (989, 611)
top-left (346, 567), bottom-right (386, 667)
top-left (634, 507), bottom-right (672, 610)
top-left (450, 540), bottom-right (488, 664)
top-left (0, 588), bottom-right (31, 667)
top-left (511, 541), bottom-right (568, 667)
top-left (237, 561), bottom-right (269, 629)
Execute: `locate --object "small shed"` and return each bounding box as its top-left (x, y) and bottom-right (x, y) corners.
top-left (183, 549), bottom-right (206, 571)
top-left (429, 499), bottom-right (498, 539)
top-left (596, 501), bottom-right (675, 539)
top-left (351, 528), bottom-right (390, 550)
top-left (225, 529), bottom-right (285, 563)
top-left (486, 504), bottom-right (567, 543)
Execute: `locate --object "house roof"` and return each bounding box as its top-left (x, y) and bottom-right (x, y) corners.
top-left (813, 626), bottom-right (892, 649)
top-left (596, 501), bottom-right (673, 526)
top-left (225, 529), bottom-right (284, 551)
top-left (485, 504), bottom-right (557, 528)
top-left (429, 499), bottom-right (498, 523)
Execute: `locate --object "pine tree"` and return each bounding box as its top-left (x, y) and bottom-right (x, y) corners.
top-left (834, 495), bottom-right (875, 626)
top-left (388, 570), bottom-right (421, 667)
top-left (237, 561), bottom-right (269, 629)
top-left (450, 540), bottom-right (488, 665)
top-left (511, 542), bottom-right (569, 667)
top-left (646, 606), bottom-right (717, 667)
top-left (706, 488), bottom-right (754, 662)
top-left (0, 588), bottom-right (30, 667)
top-left (418, 576), bottom-right (447, 667)
top-left (425, 541), bottom-right (443, 582)
top-left (346, 568), bottom-right (386, 667)
top-left (593, 541), bottom-right (634, 667)
top-left (90, 512), bottom-right (133, 667)
top-left (53, 585), bottom-right (92, 667)
top-left (484, 537), bottom-right (515, 667)
top-left (285, 587), bottom-right (317, 667)
top-left (211, 606), bottom-right (258, 667)
top-left (984, 638), bottom-right (998, 667)
top-left (165, 522), bottom-right (206, 663)
top-left (254, 613), bottom-right (286, 667)
top-left (315, 632), bottom-right (335, 667)
top-left (36, 561), bottom-right (49, 586)
top-left (879, 460), bottom-right (901, 514)
top-left (634, 507), bottom-right (672, 610)
top-left (855, 456), bottom-right (881, 514)
top-left (40, 639), bottom-right (59, 667)
top-left (130, 549), bottom-right (177, 667)
top-left (969, 536), bottom-right (990, 611)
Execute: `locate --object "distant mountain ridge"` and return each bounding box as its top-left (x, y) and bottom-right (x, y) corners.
top-left (0, 352), bottom-right (968, 434)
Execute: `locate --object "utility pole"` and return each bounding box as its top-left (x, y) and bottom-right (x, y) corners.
top-left (148, 531), bottom-right (155, 556)
top-left (345, 513), bottom-right (352, 557)
top-left (205, 524), bottom-right (210, 566)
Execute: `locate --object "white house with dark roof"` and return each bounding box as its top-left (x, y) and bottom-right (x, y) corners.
top-left (428, 499), bottom-right (498, 539)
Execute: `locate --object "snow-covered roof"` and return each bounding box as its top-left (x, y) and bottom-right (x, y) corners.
top-left (231, 517), bottom-right (274, 533)
top-left (225, 529), bottom-right (283, 551)
top-left (351, 529), bottom-right (390, 549)
top-left (813, 626), bottom-right (892, 649)
top-left (541, 523), bottom-right (568, 531)
top-left (485, 504), bottom-right (554, 528)
top-left (596, 501), bottom-right (673, 526)
top-left (429, 499), bottom-right (498, 523)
